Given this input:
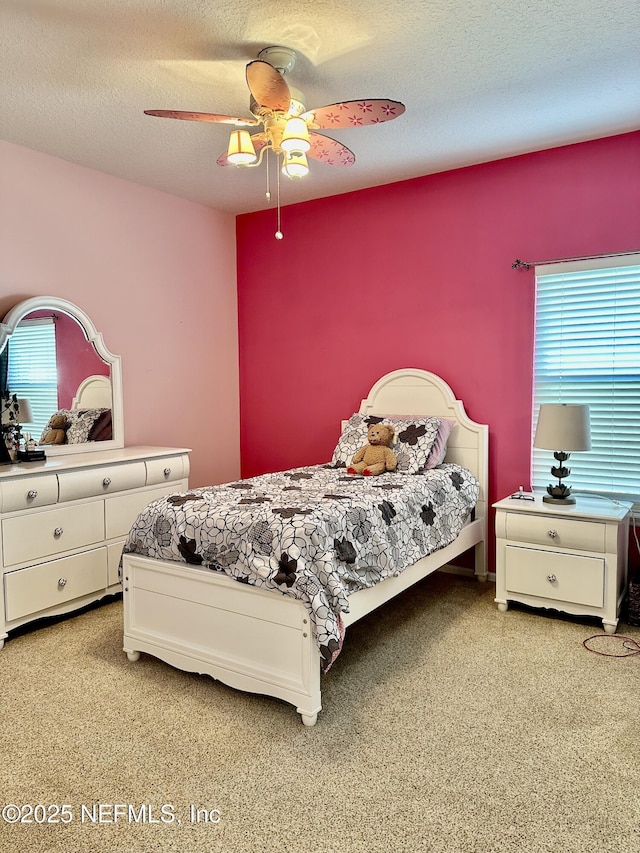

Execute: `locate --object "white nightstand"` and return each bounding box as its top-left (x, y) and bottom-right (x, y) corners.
top-left (494, 493), bottom-right (631, 634)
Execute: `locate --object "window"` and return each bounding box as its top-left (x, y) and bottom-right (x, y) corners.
top-left (532, 255), bottom-right (640, 503)
top-left (7, 318), bottom-right (58, 440)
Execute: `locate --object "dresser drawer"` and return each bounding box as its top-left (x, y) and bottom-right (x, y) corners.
top-left (146, 455), bottom-right (187, 486)
top-left (504, 545), bottom-right (605, 607)
top-left (4, 547), bottom-right (108, 621)
top-left (58, 462), bottom-right (146, 502)
top-left (105, 485), bottom-right (178, 539)
top-left (2, 502), bottom-right (105, 567)
top-left (504, 513), bottom-right (606, 553)
top-left (107, 541), bottom-right (125, 587)
top-left (0, 474), bottom-right (58, 513)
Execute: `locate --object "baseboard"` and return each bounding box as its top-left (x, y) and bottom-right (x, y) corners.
top-left (439, 564), bottom-right (496, 582)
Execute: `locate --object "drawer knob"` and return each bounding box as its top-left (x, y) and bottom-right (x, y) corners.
top-left (27, 489), bottom-right (38, 499)
top-left (57, 577), bottom-right (67, 587)
top-left (103, 477), bottom-right (112, 487)
top-left (547, 574), bottom-right (557, 583)
top-left (54, 527), bottom-right (63, 538)
top-left (163, 467), bottom-right (171, 477)
top-left (547, 529), bottom-right (558, 539)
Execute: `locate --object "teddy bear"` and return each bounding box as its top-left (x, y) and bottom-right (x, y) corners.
top-left (347, 422), bottom-right (398, 476)
top-left (41, 413), bottom-right (68, 445)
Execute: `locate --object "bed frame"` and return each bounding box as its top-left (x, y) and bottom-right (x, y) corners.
top-left (122, 368), bottom-right (488, 725)
top-left (71, 374), bottom-right (111, 410)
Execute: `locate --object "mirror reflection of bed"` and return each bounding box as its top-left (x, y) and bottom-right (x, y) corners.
top-left (40, 374), bottom-right (113, 446)
top-left (71, 374), bottom-right (111, 410)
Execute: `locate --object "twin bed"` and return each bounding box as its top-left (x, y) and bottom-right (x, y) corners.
top-left (121, 368), bottom-right (488, 725)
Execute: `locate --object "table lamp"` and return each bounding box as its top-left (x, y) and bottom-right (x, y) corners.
top-left (14, 398), bottom-right (33, 449)
top-left (533, 403), bottom-right (591, 505)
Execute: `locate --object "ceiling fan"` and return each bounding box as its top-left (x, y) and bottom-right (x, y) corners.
top-left (144, 46), bottom-right (405, 236)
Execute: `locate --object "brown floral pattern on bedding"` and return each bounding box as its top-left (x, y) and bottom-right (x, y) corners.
top-left (122, 463), bottom-right (479, 670)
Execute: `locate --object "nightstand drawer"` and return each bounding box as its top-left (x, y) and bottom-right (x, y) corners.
top-left (504, 545), bottom-right (605, 607)
top-left (505, 513), bottom-right (606, 553)
top-left (2, 502), bottom-right (105, 567)
top-left (4, 547), bottom-right (107, 621)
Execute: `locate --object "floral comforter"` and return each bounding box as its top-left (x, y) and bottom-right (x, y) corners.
top-left (122, 463), bottom-right (479, 670)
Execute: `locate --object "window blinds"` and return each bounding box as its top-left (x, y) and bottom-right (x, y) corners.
top-left (532, 256), bottom-right (640, 502)
top-left (7, 319), bottom-right (58, 439)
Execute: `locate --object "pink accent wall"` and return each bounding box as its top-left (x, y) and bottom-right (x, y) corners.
top-left (0, 141), bottom-right (240, 488)
top-left (237, 131), bottom-right (640, 569)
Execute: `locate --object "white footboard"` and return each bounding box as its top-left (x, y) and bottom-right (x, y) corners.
top-left (122, 554), bottom-right (322, 726)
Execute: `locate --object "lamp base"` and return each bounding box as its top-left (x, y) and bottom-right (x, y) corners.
top-left (542, 493), bottom-right (576, 505)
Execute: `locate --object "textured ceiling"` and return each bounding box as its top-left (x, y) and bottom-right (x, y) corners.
top-left (2, 0), bottom-right (639, 215)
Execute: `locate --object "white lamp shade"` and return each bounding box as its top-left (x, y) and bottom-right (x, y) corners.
top-left (533, 403), bottom-right (591, 451)
top-left (1, 397), bottom-right (33, 425)
top-left (282, 151), bottom-right (309, 179)
top-left (280, 117), bottom-right (310, 156)
top-left (17, 399), bottom-right (33, 423)
top-left (227, 130), bottom-right (257, 165)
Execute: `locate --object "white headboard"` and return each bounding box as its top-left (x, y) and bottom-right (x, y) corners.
top-left (356, 367), bottom-right (489, 524)
top-left (71, 374), bottom-right (111, 410)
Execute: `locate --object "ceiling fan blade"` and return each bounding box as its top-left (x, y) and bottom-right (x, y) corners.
top-left (216, 133), bottom-right (267, 166)
top-left (308, 132), bottom-right (355, 166)
top-left (302, 100), bottom-right (405, 129)
top-left (246, 60), bottom-right (291, 112)
top-left (144, 109), bottom-right (258, 126)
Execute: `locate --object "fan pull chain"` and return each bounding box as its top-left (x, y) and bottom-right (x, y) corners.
top-left (275, 154), bottom-right (283, 240)
top-left (265, 148), bottom-right (271, 203)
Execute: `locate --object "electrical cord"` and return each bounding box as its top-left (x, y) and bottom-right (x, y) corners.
top-left (571, 490), bottom-right (640, 561)
top-left (583, 634), bottom-right (640, 657)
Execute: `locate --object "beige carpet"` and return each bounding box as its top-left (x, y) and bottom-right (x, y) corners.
top-left (2, 572), bottom-right (640, 853)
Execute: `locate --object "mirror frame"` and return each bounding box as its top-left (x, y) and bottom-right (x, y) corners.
top-left (0, 296), bottom-right (124, 456)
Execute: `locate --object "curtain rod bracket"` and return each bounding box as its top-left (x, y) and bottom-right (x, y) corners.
top-left (512, 259), bottom-right (531, 270)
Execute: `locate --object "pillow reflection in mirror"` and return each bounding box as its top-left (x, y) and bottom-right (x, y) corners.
top-left (40, 409), bottom-right (112, 444)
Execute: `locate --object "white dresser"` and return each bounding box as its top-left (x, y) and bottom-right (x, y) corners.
top-left (494, 493), bottom-right (631, 633)
top-left (0, 446), bottom-right (189, 648)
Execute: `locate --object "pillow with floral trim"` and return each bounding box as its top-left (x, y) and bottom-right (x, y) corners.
top-left (424, 418), bottom-right (454, 469)
top-left (331, 412), bottom-right (441, 474)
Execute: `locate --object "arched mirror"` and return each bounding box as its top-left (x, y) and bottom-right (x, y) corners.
top-left (0, 297), bottom-right (123, 457)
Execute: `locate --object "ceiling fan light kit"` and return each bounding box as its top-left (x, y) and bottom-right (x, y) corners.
top-left (282, 151), bottom-right (309, 179)
top-left (145, 45), bottom-right (405, 238)
top-left (227, 130), bottom-right (257, 165)
top-left (280, 117), bottom-right (310, 156)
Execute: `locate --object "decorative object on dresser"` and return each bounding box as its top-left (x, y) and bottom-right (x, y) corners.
top-left (0, 296), bottom-right (190, 649)
top-left (533, 403), bottom-right (591, 504)
top-left (122, 368), bottom-right (489, 726)
top-left (0, 395), bottom-right (33, 462)
top-left (494, 493), bottom-right (631, 634)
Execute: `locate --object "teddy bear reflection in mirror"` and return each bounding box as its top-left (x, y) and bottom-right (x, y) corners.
top-left (347, 423), bottom-right (398, 476)
top-left (41, 413), bottom-right (69, 445)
